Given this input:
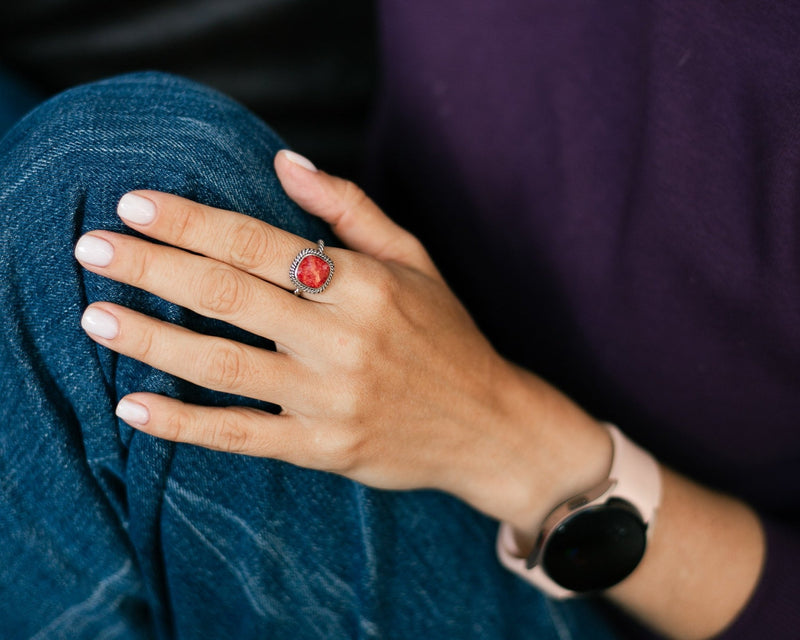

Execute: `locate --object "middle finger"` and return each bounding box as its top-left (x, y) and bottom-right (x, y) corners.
top-left (116, 190), bottom-right (346, 299)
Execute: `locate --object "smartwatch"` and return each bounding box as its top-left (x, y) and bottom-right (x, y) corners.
top-left (497, 424), bottom-right (662, 598)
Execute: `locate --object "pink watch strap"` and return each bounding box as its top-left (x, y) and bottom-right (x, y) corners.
top-left (605, 424), bottom-right (662, 524)
top-left (496, 423), bottom-right (662, 598)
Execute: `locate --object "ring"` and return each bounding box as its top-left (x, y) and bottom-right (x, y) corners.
top-left (290, 239), bottom-right (335, 296)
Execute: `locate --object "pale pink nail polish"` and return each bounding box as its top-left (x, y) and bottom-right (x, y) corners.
top-left (116, 398), bottom-right (150, 425)
top-left (81, 307), bottom-right (119, 339)
top-left (118, 193), bottom-right (156, 224)
top-left (281, 149), bottom-right (318, 172)
top-left (74, 235), bottom-right (114, 267)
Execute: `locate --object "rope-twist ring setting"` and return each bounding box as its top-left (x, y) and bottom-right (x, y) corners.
top-left (290, 240), bottom-right (334, 295)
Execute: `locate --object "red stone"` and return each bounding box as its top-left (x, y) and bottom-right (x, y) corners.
top-left (296, 254), bottom-right (330, 289)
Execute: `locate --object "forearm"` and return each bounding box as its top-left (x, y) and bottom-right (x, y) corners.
top-left (607, 468), bottom-right (764, 640)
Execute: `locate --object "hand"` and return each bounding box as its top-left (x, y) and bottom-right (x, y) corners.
top-left (75, 150), bottom-right (609, 528)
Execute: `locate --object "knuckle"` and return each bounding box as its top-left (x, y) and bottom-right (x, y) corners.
top-left (134, 323), bottom-right (160, 363)
top-left (330, 383), bottom-right (361, 417)
top-left (327, 378), bottom-right (377, 427)
top-left (209, 415), bottom-right (251, 453)
top-left (395, 233), bottom-right (427, 263)
top-left (128, 244), bottom-right (156, 287)
top-left (340, 180), bottom-right (370, 215)
top-left (362, 266), bottom-right (401, 310)
top-left (332, 329), bottom-right (373, 375)
top-left (229, 219), bottom-right (272, 270)
top-left (197, 266), bottom-right (248, 316)
top-left (373, 271), bottom-right (401, 304)
top-left (164, 407), bottom-right (195, 442)
top-left (197, 342), bottom-right (249, 390)
top-left (313, 427), bottom-right (364, 473)
top-left (167, 202), bottom-right (202, 246)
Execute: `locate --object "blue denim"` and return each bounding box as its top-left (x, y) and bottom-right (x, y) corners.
top-left (0, 72), bottom-right (619, 639)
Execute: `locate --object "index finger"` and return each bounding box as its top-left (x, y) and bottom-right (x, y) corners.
top-left (116, 190), bottom-right (344, 299)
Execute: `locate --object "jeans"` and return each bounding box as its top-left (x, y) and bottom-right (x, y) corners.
top-left (0, 72), bottom-right (618, 639)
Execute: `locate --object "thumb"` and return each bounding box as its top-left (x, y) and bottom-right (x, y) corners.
top-left (274, 150), bottom-right (438, 275)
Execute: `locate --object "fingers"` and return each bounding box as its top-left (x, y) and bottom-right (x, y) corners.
top-left (275, 150), bottom-right (439, 277)
top-left (115, 394), bottom-right (304, 458)
top-left (115, 393), bottom-right (359, 473)
top-left (73, 157), bottom-right (447, 472)
top-left (93, 150), bottom-right (436, 307)
top-left (114, 189), bottom-right (344, 299)
top-left (81, 302), bottom-right (304, 407)
top-left (75, 230), bottom-right (320, 347)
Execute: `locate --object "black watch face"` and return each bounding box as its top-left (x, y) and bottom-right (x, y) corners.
top-left (542, 499), bottom-right (647, 593)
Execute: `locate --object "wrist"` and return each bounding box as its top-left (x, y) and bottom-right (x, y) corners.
top-left (498, 423), bottom-right (663, 598)
top-left (475, 363), bottom-right (614, 538)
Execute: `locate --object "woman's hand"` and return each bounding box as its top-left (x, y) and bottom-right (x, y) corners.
top-left (74, 150), bottom-right (610, 530)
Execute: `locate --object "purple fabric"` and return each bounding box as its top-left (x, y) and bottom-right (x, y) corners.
top-left (368, 1), bottom-right (800, 637)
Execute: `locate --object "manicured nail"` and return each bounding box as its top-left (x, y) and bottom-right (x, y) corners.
top-left (116, 398), bottom-right (150, 426)
top-left (118, 193), bottom-right (156, 224)
top-left (74, 235), bottom-right (114, 267)
top-left (81, 307), bottom-right (120, 339)
top-left (281, 149), bottom-right (317, 172)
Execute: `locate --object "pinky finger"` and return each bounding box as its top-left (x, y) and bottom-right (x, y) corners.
top-left (116, 393), bottom-right (304, 459)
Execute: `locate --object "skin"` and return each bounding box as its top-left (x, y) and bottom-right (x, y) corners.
top-left (75, 150), bottom-right (765, 640)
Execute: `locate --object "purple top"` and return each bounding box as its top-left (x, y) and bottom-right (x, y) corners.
top-left (368, 2), bottom-right (800, 637)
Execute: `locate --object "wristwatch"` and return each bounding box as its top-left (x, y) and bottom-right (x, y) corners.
top-left (497, 424), bottom-right (662, 599)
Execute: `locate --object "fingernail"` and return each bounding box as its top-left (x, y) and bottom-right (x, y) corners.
top-left (74, 235), bottom-right (114, 267)
top-left (81, 307), bottom-right (120, 339)
top-left (281, 149), bottom-right (317, 172)
top-left (118, 193), bottom-right (156, 224)
top-left (116, 398), bottom-right (150, 425)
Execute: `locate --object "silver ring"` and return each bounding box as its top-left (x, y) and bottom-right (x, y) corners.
top-left (290, 239), bottom-right (334, 296)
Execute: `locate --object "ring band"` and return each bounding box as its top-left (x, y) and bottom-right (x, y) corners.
top-left (290, 239), bottom-right (334, 296)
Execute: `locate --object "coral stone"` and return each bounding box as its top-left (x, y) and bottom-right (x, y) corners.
top-left (296, 254), bottom-right (330, 289)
